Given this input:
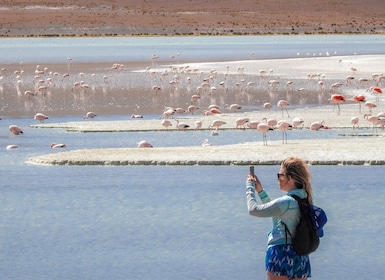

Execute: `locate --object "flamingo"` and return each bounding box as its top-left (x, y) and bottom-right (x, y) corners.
top-left (276, 120), bottom-right (292, 144)
top-left (257, 122), bottom-right (273, 146)
top-left (84, 112), bottom-right (97, 119)
top-left (263, 102), bottom-right (273, 111)
top-left (9, 125), bottom-right (23, 135)
top-left (328, 94), bottom-right (346, 112)
top-left (377, 117), bottom-right (385, 129)
top-left (194, 120), bottom-right (203, 130)
top-left (6, 144), bottom-right (18, 150)
top-left (161, 107), bottom-right (175, 119)
top-left (208, 120), bottom-right (226, 130)
top-left (370, 86), bottom-right (383, 105)
top-left (152, 86), bottom-right (161, 94)
top-left (137, 140), bottom-right (153, 148)
top-left (175, 119), bottom-right (190, 130)
top-left (364, 101), bottom-right (377, 114)
top-left (187, 105), bottom-right (199, 114)
top-left (175, 108), bottom-right (186, 115)
top-left (235, 117), bottom-right (249, 129)
top-left (202, 139), bottom-right (211, 146)
top-left (353, 94), bottom-right (366, 112)
top-left (277, 100), bottom-right (290, 117)
top-left (34, 113), bottom-right (49, 122)
top-left (364, 114), bottom-right (379, 131)
top-left (263, 117), bottom-right (277, 128)
top-left (310, 120), bottom-right (330, 131)
top-left (351, 116), bottom-right (359, 129)
top-left (229, 103), bottom-right (242, 112)
top-left (51, 143), bottom-right (66, 148)
top-left (161, 119), bottom-right (172, 129)
top-left (190, 94), bottom-right (201, 104)
top-left (292, 117), bottom-right (304, 129)
top-left (247, 120), bottom-right (260, 129)
top-left (209, 107), bottom-right (221, 115)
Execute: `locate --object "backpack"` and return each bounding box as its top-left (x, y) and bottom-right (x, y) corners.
top-left (283, 194), bottom-right (327, 256)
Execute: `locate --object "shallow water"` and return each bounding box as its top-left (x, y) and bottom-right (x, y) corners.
top-left (0, 35), bottom-right (384, 279)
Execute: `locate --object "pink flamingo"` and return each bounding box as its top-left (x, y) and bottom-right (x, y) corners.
top-left (161, 119), bottom-right (172, 129)
top-left (277, 100), bottom-right (290, 117)
top-left (229, 103), bottom-right (242, 111)
top-left (328, 94), bottom-right (346, 112)
top-left (263, 102), bottom-right (273, 111)
top-left (51, 143), bottom-right (66, 148)
top-left (208, 120), bottom-right (226, 130)
top-left (190, 94), bottom-right (201, 104)
top-left (137, 141), bottom-right (153, 148)
top-left (310, 121), bottom-right (330, 131)
top-left (263, 117), bottom-right (277, 128)
top-left (353, 94), bottom-right (366, 112)
top-left (257, 122), bottom-right (273, 146)
top-left (292, 117), bottom-right (304, 129)
top-left (276, 120), bottom-right (292, 144)
top-left (235, 117), bottom-right (249, 129)
top-left (187, 105), bottom-right (199, 114)
top-left (351, 116), bottom-right (359, 129)
top-left (9, 125), bottom-right (23, 135)
top-left (34, 113), bottom-right (48, 122)
top-left (370, 86), bottom-right (383, 105)
top-left (364, 101), bottom-right (377, 114)
top-left (247, 120), bottom-right (260, 129)
top-left (209, 107), bottom-right (221, 115)
top-left (364, 113), bottom-right (379, 131)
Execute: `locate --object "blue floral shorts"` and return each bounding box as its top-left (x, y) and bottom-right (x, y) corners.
top-left (266, 244), bottom-right (311, 279)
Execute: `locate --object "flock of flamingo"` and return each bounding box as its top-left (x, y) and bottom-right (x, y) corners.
top-left (1, 53), bottom-right (385, 149)
top-left (138, 55), bottom-right (385, 147)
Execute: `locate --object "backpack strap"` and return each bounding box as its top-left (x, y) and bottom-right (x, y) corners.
top-left (282, 194), bottom-right (304, 244)
top-left (282, 221), bottom-right (291, 244)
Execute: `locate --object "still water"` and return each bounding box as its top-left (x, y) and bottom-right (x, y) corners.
top-left (1, 35), bottom-right (384, 279)
top-left (1, 34), bottom-right (385, 64)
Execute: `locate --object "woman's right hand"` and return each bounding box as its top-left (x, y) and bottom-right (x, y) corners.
top-left (247, 174), bottom-right (263, 193)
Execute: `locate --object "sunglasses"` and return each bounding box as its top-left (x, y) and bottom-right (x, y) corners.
top-left (277, 173), bottom-right (286, 179)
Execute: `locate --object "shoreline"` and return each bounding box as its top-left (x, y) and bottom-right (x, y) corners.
top-left (1, 1), bottom-right (384, 37)
top-left (27, 104), bottom-right (385, 166)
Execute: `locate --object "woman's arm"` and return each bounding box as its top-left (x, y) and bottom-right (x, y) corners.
top-left (246, 182), bottom-right (284, 218)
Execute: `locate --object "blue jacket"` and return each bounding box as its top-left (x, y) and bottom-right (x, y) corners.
top-left (246, 182), bottom-right (307, 247)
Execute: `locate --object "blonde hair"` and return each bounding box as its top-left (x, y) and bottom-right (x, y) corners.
top-left (281, 157), bottom-right (313, 204)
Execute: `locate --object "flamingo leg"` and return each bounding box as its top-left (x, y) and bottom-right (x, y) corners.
top-left (262, 133), bottom-right (267, 146)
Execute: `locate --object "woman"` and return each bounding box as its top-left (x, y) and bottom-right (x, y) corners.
top-left (246, 157), bottom-right (313, 280)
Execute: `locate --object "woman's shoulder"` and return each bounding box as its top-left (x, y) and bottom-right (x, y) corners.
top-left (287, 188), bottom-right (307, 199)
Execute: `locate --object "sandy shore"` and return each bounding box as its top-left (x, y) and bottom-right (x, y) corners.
top-left (27, 104), bottom-right (385, 166)
top-left (1, 0), bottom-right (385, 37)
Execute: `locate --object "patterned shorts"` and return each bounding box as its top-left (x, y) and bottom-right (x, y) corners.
top-left (265, 244), bottom-right (311, 279)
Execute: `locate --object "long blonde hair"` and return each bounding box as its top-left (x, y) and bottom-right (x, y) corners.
top-left (281, 157), bottom-right (313, 204)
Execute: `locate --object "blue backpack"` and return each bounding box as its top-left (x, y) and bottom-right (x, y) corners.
top-left (283, 195), bottom-right (327, 256)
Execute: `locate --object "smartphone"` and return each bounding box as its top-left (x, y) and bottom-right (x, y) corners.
top-left (249, 165), bottom-right (254, 174)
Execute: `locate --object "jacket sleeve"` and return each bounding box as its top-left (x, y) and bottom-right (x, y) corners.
top-left (246, 182), bottom-right (285, 218)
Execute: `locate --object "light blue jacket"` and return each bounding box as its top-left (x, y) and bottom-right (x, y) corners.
top-left (246, 182), bottom-right (307, 247)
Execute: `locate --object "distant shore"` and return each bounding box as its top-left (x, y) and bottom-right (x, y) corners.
top-left (1, 0), bottom-right (384, 37)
